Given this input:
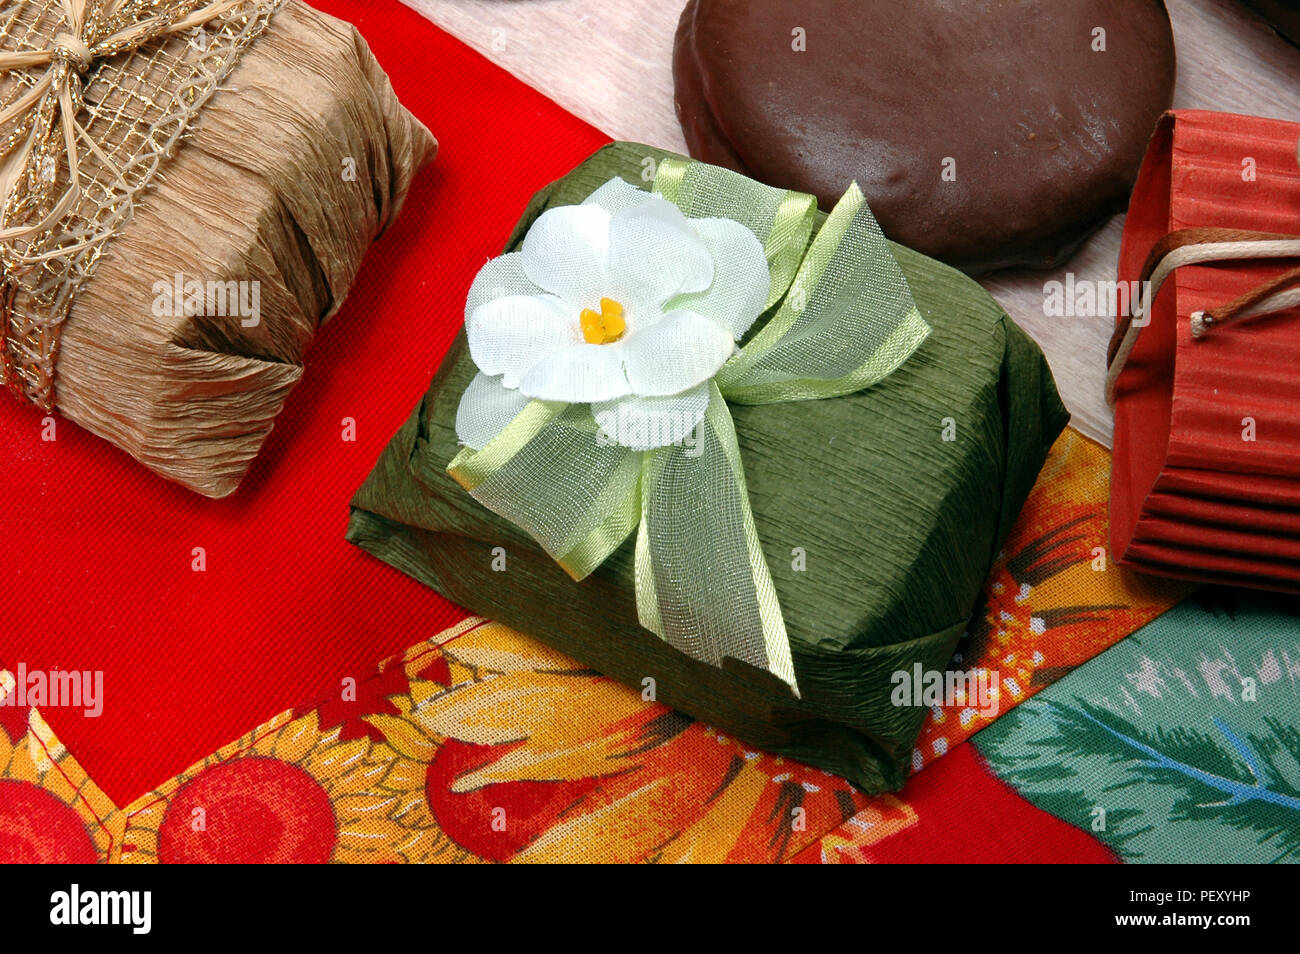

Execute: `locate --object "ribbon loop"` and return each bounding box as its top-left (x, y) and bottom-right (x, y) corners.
top-left (449, 399), bottom-right (643, 581)
top-left (716, 183), bottom-right (929, 404)
top-left (653, 155), bottom-right (816, 310)
top-left (0, 0), bottom-right (251, 248)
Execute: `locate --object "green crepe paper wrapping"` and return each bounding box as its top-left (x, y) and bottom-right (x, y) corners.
top-left (347, 143), bottom-right (1070, 793)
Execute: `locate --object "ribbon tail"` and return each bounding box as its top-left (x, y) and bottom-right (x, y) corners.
top-left (634, 382), bottom-right (799, 696)
top-left (61, 0), bottom-right (83, 28)
top-left (448, 399), bottom-right (642, 580)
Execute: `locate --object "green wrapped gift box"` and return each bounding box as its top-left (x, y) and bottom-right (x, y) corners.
top-left (346, 143), bottom-right (1069, 793)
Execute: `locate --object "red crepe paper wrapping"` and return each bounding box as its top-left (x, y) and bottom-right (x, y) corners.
top-left (1111, 110), bottom-right (1300, 591)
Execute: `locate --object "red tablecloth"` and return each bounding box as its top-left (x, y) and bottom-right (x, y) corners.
top-left (0, 0), bottom-right (608, 805)
top-left (2, 3), bottom-right (1184, 867)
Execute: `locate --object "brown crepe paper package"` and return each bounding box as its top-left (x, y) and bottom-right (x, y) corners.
top-left (0, 0), bottom-right (435, 497)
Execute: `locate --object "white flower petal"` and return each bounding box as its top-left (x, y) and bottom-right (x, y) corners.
top-left (583, 177), bottom-right (652, 215)
top-left (620, 310), bottom-right (736, 397)
top-left (455, 373), bottom-right (532, 450)
top-left (594, 385), bottom-right (710, 451)
top-left (464, 252), bottom-right (545, 324)
top-left (606, 197), bottom-right (713, 311)
top-left (520, 205), bottom-right (611, 307)
top-left (519, 343), bottom-right (632, 403)
top-left (467, 294), bottom-right (580, 388)
top-left (671, 218), bottom-right (771, 340)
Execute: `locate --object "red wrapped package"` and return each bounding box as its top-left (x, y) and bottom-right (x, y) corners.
top-left (1107, 110), bottom-right (1300, 592)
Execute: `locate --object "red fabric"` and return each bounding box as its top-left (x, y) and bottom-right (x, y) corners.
top-left (0, 0), bottom-right (610, 807)
top-left (1110, 109), bottom-right (1300, 593)
top-left (807, 746), bottom-right (1119, 864)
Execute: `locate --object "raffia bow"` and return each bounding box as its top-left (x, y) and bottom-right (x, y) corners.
top-left (1, 0), bottom-right (280, 408)
top-left (448, 158), bottom-right (931, 696)
top-left (0, 0), bottom-right (247, 258)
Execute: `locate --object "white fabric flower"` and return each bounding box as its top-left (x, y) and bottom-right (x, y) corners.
top-left (455, 178), bottom-right (771, 451)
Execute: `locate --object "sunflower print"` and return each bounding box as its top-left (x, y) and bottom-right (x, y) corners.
top-left (114, 618), bottom-right (878, 863)
top-left (10, 430), bottom-right (1189, 864)
top-left (0, 669), bottom-right (122, 863)
top-left (379, 622), bottom-right (875, 863)
top-left (118, 622), bottom-right (486, 865)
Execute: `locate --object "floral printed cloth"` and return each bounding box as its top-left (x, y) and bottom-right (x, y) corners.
top-left (1, 429), bottom-right (1194, 863)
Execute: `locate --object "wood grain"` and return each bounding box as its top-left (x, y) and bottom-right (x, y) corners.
top-left (403, 0), bottom-right (1300, 446)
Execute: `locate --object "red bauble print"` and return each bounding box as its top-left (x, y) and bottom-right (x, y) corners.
top-left (157, 757), bottom-right (336, 864)
top-left (426, 739), bottom-right (604, 861)
top-left (0, 779), bottom-right (98, 863)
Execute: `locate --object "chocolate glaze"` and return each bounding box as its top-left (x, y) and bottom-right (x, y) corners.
top-left (674, 0), bottom-right (1177, 274)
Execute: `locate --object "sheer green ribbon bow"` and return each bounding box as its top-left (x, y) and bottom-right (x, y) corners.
top-left (448, 158), bottom-right (930, 696)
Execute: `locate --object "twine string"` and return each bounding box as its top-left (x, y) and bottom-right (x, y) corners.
top-left (1104, 231), bottom-right (1300, 406)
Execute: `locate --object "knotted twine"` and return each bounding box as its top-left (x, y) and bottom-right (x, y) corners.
top-left (448, 159), bottom-right (931, 695)
top-left (0, 0), bottom-right (284, 409)
top-left (1105, 227), bottom-right (1300, 405)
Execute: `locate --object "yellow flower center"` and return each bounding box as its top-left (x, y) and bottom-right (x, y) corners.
top-left (580, 297), bottom-right (626, 345)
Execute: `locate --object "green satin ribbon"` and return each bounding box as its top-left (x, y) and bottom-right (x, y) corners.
top-left (448, 159), bottom-right (929, 696)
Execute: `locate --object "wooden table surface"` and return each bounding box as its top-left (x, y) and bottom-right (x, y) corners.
top-left (405, 0), bottom-right (1300, 447)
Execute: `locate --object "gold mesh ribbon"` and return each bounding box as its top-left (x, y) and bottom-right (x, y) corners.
top-left (0, 0), bottom-right (284, 409)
